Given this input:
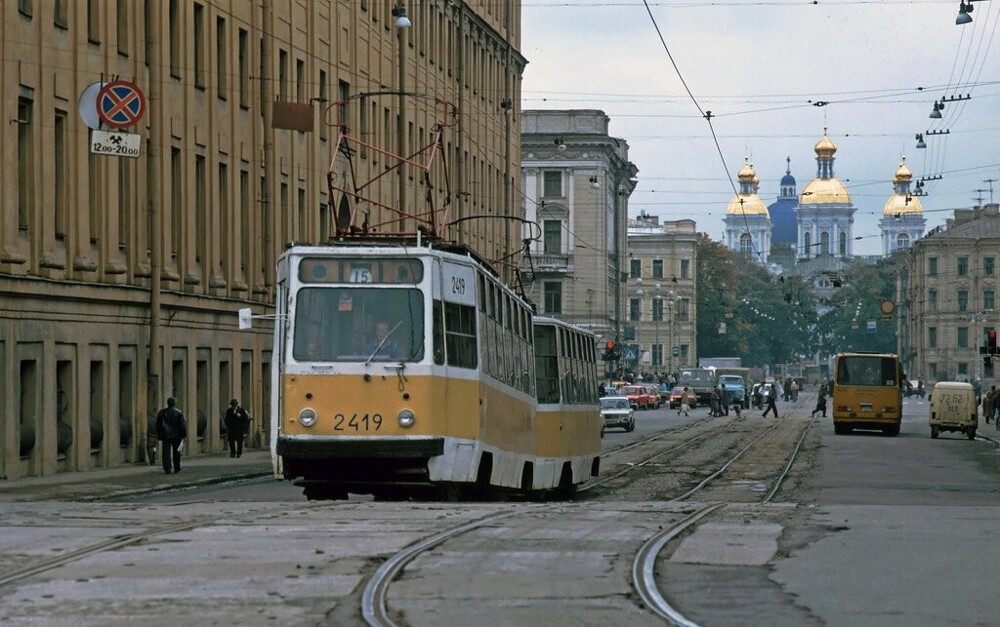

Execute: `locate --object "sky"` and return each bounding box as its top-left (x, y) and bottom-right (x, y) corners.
top-left (520, 0), bottom-right (1000, 256)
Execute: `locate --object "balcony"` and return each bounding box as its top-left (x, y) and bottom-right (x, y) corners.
top-left (532, 253), bottom-right (572, 273)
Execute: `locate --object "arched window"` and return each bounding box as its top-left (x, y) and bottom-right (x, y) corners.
top-left (839, 231), bottom-right (847, 256)
top-left (820, 231), bottom-right (830, 255)
top-left (896, 233), bottom-right (910, 250)
top-left (803, 232), bottom-right (811, 258)
top-left (740, 233), bottom-right (754, 258)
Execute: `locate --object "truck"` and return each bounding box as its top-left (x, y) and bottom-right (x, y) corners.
top-left (699, 357), bottom-right (742, 369)
top-left (677, 368), bottom-right (715, 406)
top-left (717, 373), bottom-right (749, 408)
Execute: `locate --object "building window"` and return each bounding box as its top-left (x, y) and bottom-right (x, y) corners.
top-left (839, 231), bottom-right (847, 256)
top-left (928, 257), bottom-right (937, 276)
top-left (986, 257), bottom-right (995, 276)
top-left (803, 232), bottom-right (811, 258)
top-left (678, 298), bottom-right (690, 322)
top-left (821, 231), bottom-right (831, 255)
top-left (928, 289), bottom-right (937, 313)
top-left (986, 290), bottom-right (995, 311)
top-left (216, 17), bottom-right (227, 98)
top-left (542, 171), bottom-right (562, 197)
top-left (957, 327), bottom-right (968, 348)
top-left (958, 362), bottom-right (968, 376)
top-left (238, 29), bottom-right (249, 107)
top-left (652, 298), bottom-right (663, 322)
top-left (680, 259), bottom-right (690, 279)
top-left (958, 290), bottom-right (968, 312)
top-left (958, 256), bottom-right (968, 277)
top-left (895, 233), bottom-right (910, 250)
top-left (543, 282), bottom-right (562, 314)
top-left (54, 110), bottom-right (67, 239)
top-left (629, 297), bottom-right (640, 322)
top-left (193, 3), bottom-right (205, 87)
top-left (543, 220), bottom-right (561, 255)
top-left (928, 327), bottom-right (937, 348)
top-left (87, 0), bottom-right (100, 43)
top-left (17, 98), bottom-right (33, 231)
top-left (20, 0), bottom-right (34, 18)
top-left (928, 362), bottom-right (937, 379)
top-left (278, 49), bottom-right (288, 101)
top-left (630, 258), bottom-right (641, 278)
top-left (740, 233), bottom-right (754, 258)
top-left (169, 0), bottom-right (180, 78)
top-left (116, 0), bottom-right (129, 55)
top-left (652, 259), bottom-right (663, 278)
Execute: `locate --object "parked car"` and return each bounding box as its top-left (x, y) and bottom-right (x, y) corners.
top-left (600, 396), bottom-right (636, 433)
top-left (668, 386), bottom-right (697, 409)
top-left (620, 385), bottom-right (658, 410)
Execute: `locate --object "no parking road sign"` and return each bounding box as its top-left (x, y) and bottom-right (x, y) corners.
top-left (97, 80), bottom-right (145, 129)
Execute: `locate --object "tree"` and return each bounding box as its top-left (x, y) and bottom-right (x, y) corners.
top-left (695, 237), bottom-right (817, 368)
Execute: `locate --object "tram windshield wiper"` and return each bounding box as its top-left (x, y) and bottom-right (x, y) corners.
top-left (365, 320), bottom-right (405, 366)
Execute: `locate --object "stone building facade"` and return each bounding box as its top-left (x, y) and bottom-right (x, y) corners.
top-left (520, 110), bottom-right (638, 354)
top-left (904, 205), bottom-right (1000, 384)
top-left (0, 1), bottom-right (525, 479)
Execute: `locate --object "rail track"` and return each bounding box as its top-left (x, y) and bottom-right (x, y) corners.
top-left (359, 413), bottom-right (819, 626)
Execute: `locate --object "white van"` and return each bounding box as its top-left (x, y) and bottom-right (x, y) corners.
top-left (928, 381), bottom-right (978, 440)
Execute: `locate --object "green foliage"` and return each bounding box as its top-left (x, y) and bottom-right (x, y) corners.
top-left (695, 237), bottom-right (817, 367)
top-left (817, 254), bottom-right (903, 355)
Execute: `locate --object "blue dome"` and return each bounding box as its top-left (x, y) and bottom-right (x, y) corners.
top-left (780, 173), bottom-right (796, 186)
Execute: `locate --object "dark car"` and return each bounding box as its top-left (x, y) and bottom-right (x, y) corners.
top-left (601, 396), bottom-right (636, 433)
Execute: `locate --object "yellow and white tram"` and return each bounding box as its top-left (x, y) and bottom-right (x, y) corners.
top-left (270, 240), bottom-right (601, 499)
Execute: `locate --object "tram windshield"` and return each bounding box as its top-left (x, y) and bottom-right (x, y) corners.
top-left (292, 287), bottom-right (424, 362)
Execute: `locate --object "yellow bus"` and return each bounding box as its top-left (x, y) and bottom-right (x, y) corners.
top-left (831, 352), bottom-right (904, 436)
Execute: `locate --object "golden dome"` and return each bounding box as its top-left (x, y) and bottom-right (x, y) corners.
top-left (814, 128), bottom-right (837, 157)
top-left (727, 194), bottom-right (770, 216)
top-left (883, 194), bottom-right (923, 215)
top-left (800, 178), bottom-right (852, 205)
top-left (737, 160), bottom-right (755, 181)
top-left (893, 160), bottom-right (913, 184)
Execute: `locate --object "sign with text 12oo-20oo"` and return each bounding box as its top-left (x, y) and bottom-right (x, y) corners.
top-left (90, 130), bottom-right (142, 158)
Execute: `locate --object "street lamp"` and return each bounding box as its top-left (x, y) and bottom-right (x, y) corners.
top-left (635, 278), bottom-right (644, 373)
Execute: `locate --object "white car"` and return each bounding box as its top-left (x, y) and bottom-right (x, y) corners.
top-left (600, 396), bottom-right (635, 433)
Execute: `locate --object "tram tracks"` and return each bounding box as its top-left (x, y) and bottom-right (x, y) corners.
top-left (360, 413), bottom-right (820, 626)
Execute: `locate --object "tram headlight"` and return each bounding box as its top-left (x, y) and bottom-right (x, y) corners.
top-left (299, 408), bottom-right (318, 428)
top-left (397, 409), bottom-right (415, 428)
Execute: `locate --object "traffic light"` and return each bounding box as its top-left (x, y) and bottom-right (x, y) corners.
top-left (604, 341), bottom-right (618, 361)
top-left (989, 330), bottom-right (997, 355)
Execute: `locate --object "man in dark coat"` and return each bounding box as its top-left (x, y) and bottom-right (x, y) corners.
top-left (156, 397), bottom-right (187, 474)
top-left (762, 384), bottom-right (780, 418)
top-left (224, 398), bottom-right (251, 458)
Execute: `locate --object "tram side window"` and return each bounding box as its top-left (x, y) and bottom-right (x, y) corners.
top-left (535, 325), bottom-right (559, 403)
top-left (432, 301), bottom-right (445, 365)
top-left (444, 301), bottom-right (477, 369)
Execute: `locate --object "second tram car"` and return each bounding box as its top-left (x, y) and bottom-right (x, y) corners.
top-left (269, 241), bottom-right (601, 499)
top-left (831, 352), bottom-right (904, 436)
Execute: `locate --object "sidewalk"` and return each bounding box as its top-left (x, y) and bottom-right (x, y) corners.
top-left (0, 449), bottom-right (273, 503)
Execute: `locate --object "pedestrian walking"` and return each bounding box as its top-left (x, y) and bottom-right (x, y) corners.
top-left (811, 386), bottom-right (827, 417)
top-left (710, 386), bottom-right (720, 417)
top-left (762, 385), bottom-right (779, 418)
top-left (720, 385), bottom-right (729, 416)
top-left (224, 398), bottom-right (252, 458)
top-left (156, 397), bottom-right (187, 474)
top-left (678, 387), bottom-right (691, 416)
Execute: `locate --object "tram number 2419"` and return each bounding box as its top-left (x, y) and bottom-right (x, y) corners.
top-left (333, 413), bottom-right (383, 431)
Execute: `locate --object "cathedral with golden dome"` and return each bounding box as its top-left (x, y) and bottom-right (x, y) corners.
top-left (724, 158), bottom-right (773, 262)
top-left (723, 129), bottom-right (926, 272)
top-left (878, 157), bottom-right (927, 254)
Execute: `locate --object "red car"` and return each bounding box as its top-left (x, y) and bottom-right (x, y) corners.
top-left (620, 385), bottom-right (659, 410)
